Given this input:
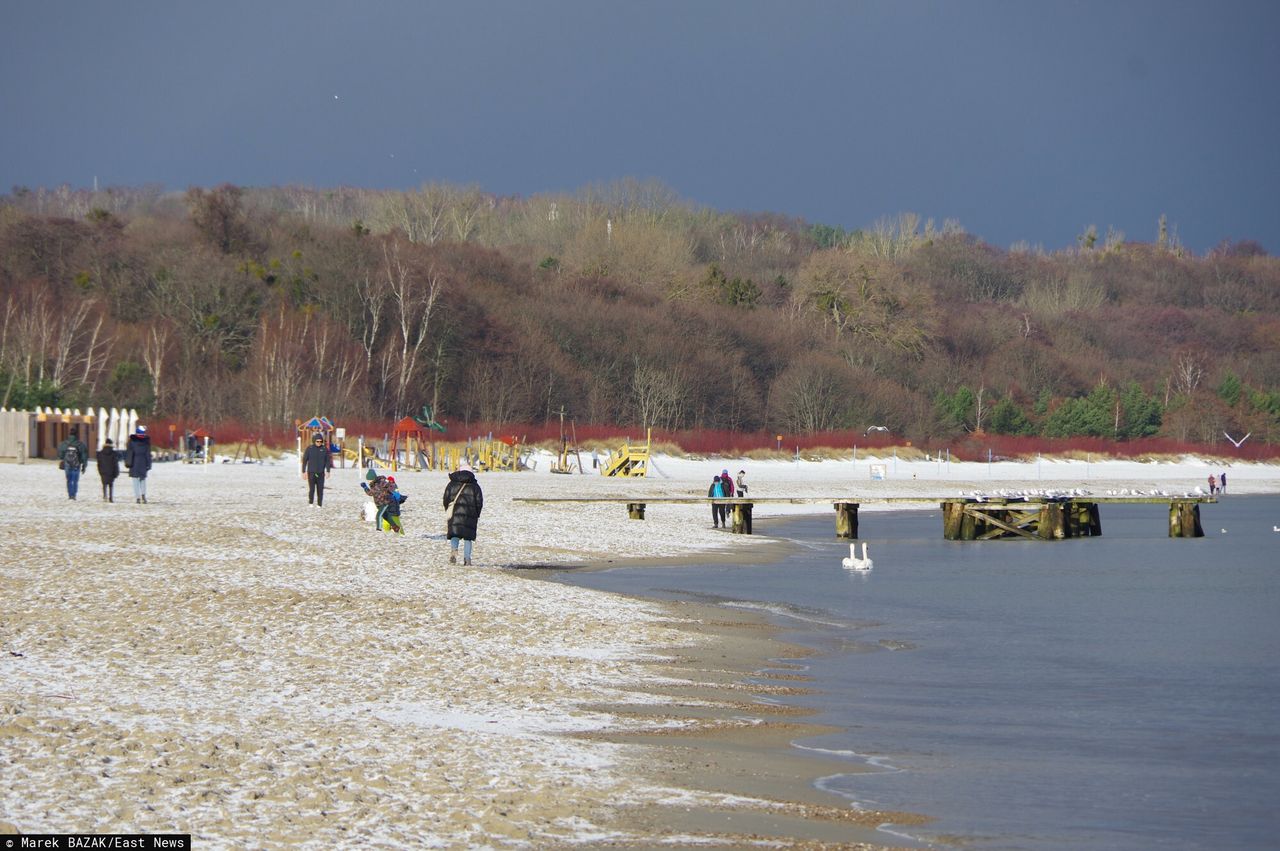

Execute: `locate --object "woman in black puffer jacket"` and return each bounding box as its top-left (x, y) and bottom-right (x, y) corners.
top-left (443, 464), bottom-right (483, 565)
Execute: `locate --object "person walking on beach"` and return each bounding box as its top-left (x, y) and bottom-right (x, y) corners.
top-left (735, 469), bottom-right (748, 496)
top-left (443, 462), bottom-right (483, 565)
top-left (1219, 471), bottom-right (1227, 494)
top-left (1208, 473), bottom-right (1217, 496)
top-left (125, 425), bottom-right (152, 503)
top-left (708, 475), bottom-right (727, 529)
top-left (720, 468), bottom-right (735, 498)
top-left (96, 438), bottom-right (120, 502)
top-left (301, 433), bottom-right (333, 506)
top-left (56, 427), bottom-right (89, 500)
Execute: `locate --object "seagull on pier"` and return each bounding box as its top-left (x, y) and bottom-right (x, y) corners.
top-left (842, 542), bottom-right (873, 571)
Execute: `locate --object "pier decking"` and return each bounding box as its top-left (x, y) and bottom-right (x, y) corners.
top-left (512, 495), bottom-right (1218, 539)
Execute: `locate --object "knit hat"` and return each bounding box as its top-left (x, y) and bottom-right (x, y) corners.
top-left (365, 468), bottom-right (377, 482)
top-left (459, 462), bottom-right (473, 473)
top-left (136, 425), bottom-right (148, 435)
top-left (104, 438), bottom-right (113, 446)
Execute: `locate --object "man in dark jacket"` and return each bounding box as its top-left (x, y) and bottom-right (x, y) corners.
top-left (56, 427), bottom-right (90, 500)
top-left (443, 463), bottom-right (483, 565)
top-left (125, 426), bottom-right (152, 503)
top-left (97, 438), bottom-right (121, 502)
top-left (301, 434), bottom-right (333, 506)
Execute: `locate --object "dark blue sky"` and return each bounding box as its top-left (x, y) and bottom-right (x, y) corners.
top-left (3, 1), bottom-right (1278, 253)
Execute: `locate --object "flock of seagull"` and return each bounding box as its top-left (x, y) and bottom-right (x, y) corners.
top-left (962, 487), bottom-right (1221, 500)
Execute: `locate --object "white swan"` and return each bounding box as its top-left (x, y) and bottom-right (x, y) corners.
top-left (842, 542), bottom-right (873, 571)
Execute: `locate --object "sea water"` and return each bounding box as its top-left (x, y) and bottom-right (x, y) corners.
top-left (552, 495), bottom-right (1280, 850)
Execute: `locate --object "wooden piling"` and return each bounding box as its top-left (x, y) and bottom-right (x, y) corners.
top-left (626, 502), bottom-right (645, 520)
top-left (1169, 501), bottom-right (1203, 538)
top-left (942, 502), bottom-right (964, 540)
top-left (835, 502), bottom-right (859, 539)
top-left (1087, 503), bottom-right (1102, 536)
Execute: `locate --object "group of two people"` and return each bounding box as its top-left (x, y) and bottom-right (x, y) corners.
top-left (56, 425), bottom-right (153, 503)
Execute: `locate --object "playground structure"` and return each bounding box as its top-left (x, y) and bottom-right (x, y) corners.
top-left (342, 426), bottom-right (526, 473)
top-left (550, 407), bottom-right (585, 474)
top-left (599, 429), bottom-right (651, 477)
top-left (230, 436), bottom-right (263, 464)
top-left (183, 427), bottom-right (216, 463)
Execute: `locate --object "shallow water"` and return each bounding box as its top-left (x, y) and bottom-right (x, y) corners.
top-left (553, 495), bottom-right (1280, 850)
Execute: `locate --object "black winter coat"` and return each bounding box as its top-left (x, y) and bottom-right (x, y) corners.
top-left (443, 470), bottom-right (483, 541)
top-left (97, 446), bottom-right (120, 482)
top-left (125, 435), bottom-right (152, 478)
top-left (301, 444), bottom-right (332, 474)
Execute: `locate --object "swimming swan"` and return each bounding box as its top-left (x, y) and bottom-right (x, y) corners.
top-left (841, 542), bottom-right (873, 571)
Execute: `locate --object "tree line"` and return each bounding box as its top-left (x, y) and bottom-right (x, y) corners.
top-left (2, 180), bottom-right (1278, 446)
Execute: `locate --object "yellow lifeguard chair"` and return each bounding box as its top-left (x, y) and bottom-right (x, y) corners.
top-left (600, 429), bottom-right (651, 477)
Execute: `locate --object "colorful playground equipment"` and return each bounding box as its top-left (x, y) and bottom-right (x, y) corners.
top-left (599, 429), bottom-right (651, 477)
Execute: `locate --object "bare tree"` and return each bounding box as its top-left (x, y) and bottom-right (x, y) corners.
top-left (1172, 350), bottom-right (1205, 398)
top-left (383, 242), bottom-right (442, 418)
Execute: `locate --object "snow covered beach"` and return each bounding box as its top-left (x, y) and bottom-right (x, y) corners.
top-left (3, 452), bottom-right (1277, 847)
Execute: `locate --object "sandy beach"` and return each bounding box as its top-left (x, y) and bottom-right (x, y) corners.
top-left (3, 451), bottom-right (1276, 848)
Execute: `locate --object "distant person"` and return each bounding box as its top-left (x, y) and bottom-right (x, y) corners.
top-left (96, 438), bottom-right (120, 502)
top-left (56, 427), bottom-right (89, 500)
top-left (708, 475), bottom-right (727, 529)
top-left (720, 468), bottom-right (735, 498)
top-left (735, 469), bottom-right (752, 534)
top-left (125, 425), bottom-right (152, 503)
top-left (1219, 471), bottom-right (1227, 494)
top-left (1207, 473), bottom-right (1217, 496)
top-left (301, 433), bottom-right (333, 506)
top-left (443, 463), bottom-right (483, 565)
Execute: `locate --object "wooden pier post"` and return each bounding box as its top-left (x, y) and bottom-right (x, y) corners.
top-left (942, 502), bottom-right (964, 540)
top-left (835, 502), bottom-right (859, 539)
top-left (729, 503), bottom-right (754, 534)
top-left (1169, 501), bottom-right (1203, 538)
top-left (626, 502), bottom-right (646, 520)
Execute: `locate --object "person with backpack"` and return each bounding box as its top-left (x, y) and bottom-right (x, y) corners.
top-left (56, 427), bottom-right (89, 500)
top-left (443, 463), bottom-right (483, 565)
top-left (125, 425), bottom-right (152, 503)
top-left (96, 438), bottom-right (121, 502)
top-left (708, 475), bottom-right (727, 529)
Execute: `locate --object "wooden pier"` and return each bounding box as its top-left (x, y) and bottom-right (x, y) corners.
top-left (513, 495), bottom-right (1217, 540)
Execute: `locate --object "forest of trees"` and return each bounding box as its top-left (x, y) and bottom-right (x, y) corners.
top-left (2, 179), bottom-right (1278, 448)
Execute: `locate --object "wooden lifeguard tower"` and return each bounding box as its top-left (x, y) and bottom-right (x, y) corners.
top-left (599, 429), bottom-right (651, 477)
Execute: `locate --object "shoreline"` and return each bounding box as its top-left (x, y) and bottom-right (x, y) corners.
top-left (4, 456), bottom-right (1277, 846)
top-left (525, 523), bottom-right (934, 849)
top-left (579, 596), bottom-right (931, 849)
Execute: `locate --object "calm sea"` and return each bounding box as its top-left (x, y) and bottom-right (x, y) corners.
top-left (551, 495), bottom-right (1280, 850)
